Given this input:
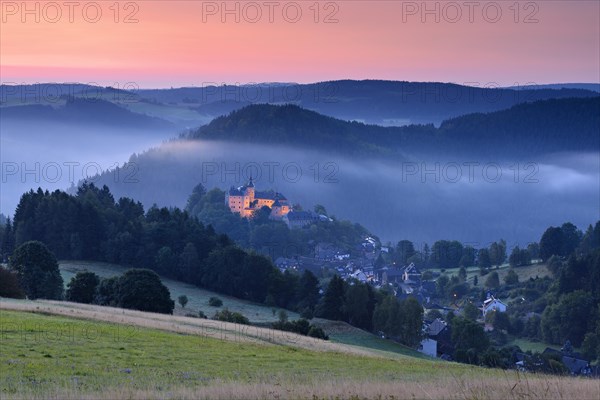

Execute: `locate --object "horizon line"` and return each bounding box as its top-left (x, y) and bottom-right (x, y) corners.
top-left (1, 79), bottom-right (599, 91)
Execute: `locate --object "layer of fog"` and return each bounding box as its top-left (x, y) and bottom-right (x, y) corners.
top-left (85, 140), bottom-right (600, 247)
top-left (0, 120), bottom-right (175, 215)
top-left (2, 117), bottom-right (597, 246)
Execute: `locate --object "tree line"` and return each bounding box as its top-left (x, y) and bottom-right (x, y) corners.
top-left (1, 240), bottom-right (175, 314)
top-left (1, 185), bottom-right (325, 312)
top-left (316, 275), bottom-right (424, 347)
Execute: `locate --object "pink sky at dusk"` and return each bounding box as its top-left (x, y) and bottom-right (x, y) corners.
top-left (1, 1), bottom-right (598, 88)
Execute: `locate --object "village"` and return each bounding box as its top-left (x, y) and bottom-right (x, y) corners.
top-left (275, 242), bottom-right (596, 376)
top-left (225, 178), bottom-right (598, 377)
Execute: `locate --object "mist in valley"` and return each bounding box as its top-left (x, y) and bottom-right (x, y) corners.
top-left (0, 120), bottom-right (176, 216)
top-left (3, 115), bottom-right (597, 248)
top-left (76, 139), bottom-right (600, 247)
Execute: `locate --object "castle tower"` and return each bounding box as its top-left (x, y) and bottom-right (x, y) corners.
top-left (246, 176), bottom-right (255, 202)
top-left (271, 193), bottom-right (282, 218)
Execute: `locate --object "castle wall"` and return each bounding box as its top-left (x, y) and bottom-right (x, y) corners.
top-left (228, 184), bottom-right (290, 219)
top-left (228, 195), bottom-right (244, 212)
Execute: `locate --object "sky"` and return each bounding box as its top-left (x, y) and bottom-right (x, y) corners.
top-left (1, 1), bottom-right (599, 88)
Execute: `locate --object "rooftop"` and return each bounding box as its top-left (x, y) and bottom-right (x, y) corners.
top-left (285, 211), bottom-right (318, 221)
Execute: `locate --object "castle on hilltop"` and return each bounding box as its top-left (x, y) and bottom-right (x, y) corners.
top-left (226, 177), bottom-right (290, 219)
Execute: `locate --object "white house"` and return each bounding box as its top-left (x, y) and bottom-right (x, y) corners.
top-left (350, 269), bottom-right (368, 283)
top-left (402, 263), bottom-right (421, 283)
top-left (418, 338), bottom-right (437, 357)
top-left (482, 297), bottom-right (507, 317)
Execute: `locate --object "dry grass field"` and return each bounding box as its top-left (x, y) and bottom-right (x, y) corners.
top-left (2, 298), bottom-right (599, 400)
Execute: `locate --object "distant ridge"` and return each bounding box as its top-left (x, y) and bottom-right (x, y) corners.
top-left (503, 83), bottom-right (600, 92)
top-left (137, 80), bottom-right (599, 126)
top-left (189, 97), bottom-right (600, 156)
top-left (3, 80), bottom-right (598, 128)
top-left (0, 97), bottom-right (174, 130)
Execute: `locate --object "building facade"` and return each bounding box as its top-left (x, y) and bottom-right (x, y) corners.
top-left (482, 297), bottom-right (507, 316)
top-left (226, 177), bottom-right (290, 218)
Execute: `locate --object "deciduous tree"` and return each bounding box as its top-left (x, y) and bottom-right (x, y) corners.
top-left (9, 241), bottom-right (63, 300)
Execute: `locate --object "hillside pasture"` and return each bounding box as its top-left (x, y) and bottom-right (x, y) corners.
top-left (2, 303), bottom-right (599, 400)
top-left (59, 261), bottom-right (424, 358)
top-left (60, 260), bottom-right (299, 323)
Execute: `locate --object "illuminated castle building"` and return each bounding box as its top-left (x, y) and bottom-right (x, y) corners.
top-left (226, 177), bottom-right (290, 219)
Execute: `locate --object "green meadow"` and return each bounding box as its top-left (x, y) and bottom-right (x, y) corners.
top-left (1, 304), bottom-right (598, 400)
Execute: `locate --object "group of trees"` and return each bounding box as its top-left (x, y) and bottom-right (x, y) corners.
top-left (373, 295), bottom-right (424, 347)
top-left (385, 239), bottom-right (511, 271)
top-left (2, 185), bottom-right (322, 314)
top-left (477, 240), bottom-right (508, 271)
top-left (435, 273), bottom-right (469, 301)
top-left (1, 238), bottom-right (176, 314)
top-left (538, 222), bottom-right (600, 359)
top-left (317, 275), bottom-right (423, 347)
top-left (508, 246), bottom-right (532, 268)
top-left (9, 184), bottom-right (227, 280)
top-left (402, 237), bottom-right (535, 272)
top-left (0, 266), bottom-right (25, 299)
top-left (502, 221), bottom-right (600, 362)
top-left (69, 269), bottom-right (175, 314)
top-left (539, 222), bottom-right (585, 261)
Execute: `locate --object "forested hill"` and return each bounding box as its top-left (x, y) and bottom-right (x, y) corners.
top-left (188, 97), bottom-right (600, 156)
top-left (1, 98), bottom-right (174, 130)
top-left (188, 103), bottom-right (428, 156)
top-left (437, 96), bottom-right (600, 154)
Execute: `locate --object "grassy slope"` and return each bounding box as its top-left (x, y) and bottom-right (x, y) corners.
top-left (0, 302), bottom-right (453, 398)
top-left (507, 338), bottom-right (559, 354)
top-left (428, 262), bottom-right (551, 287)
top-left (60, 261), bottom-right (300, 324)
top-left (122, 101), bottom-right (210, 124)
top-left (59, 261), bottom-right (421, 358)
top-left (1, 305), bottom-right (598, 400)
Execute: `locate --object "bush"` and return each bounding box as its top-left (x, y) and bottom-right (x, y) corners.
top-left (504, 269), bottom-right (519, 285)
top-left (198, 310), bottom-right (207, 319)
top-left (307, 326), bottom-right (328, 340)
top-left (117, 269), bottom-right (175, 314)
top-left (0, 266), bottom-right (25, 298)
top-left (213, 308), bottom-right (250, 325)
top-left (271, 318), bottom-right (329, 340)
top-left (208, 296), bottom-right (223, 307)
top-left (178, 295), bottom-right (188, 308)
top-left (485, 271), bottom-right (500, 288)
top-left (548, 359), bottom-right (568, 374)
top-left (94, 276), bottom-right (119, 306)
top-left (66, 271), bottom-right (100, 304)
